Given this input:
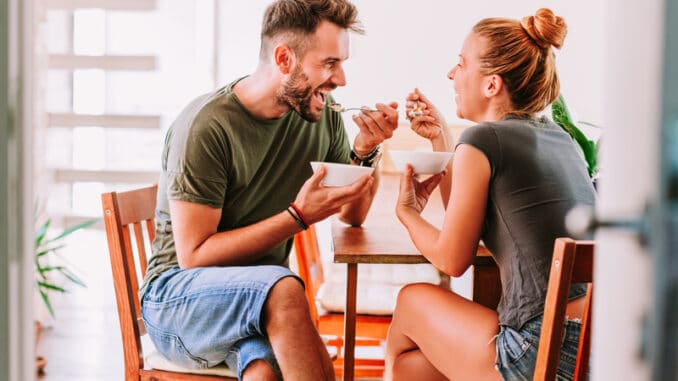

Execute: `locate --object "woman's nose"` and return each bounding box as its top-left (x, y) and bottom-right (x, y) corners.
top-left (448, 66), bottom-right (456, 80)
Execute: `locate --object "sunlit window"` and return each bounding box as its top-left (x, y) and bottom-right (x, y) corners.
top-left (42, 2), bottom-right (220, 223)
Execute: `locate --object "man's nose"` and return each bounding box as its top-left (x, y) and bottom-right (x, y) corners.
top-left (332, 64), bottom-right (347, 87)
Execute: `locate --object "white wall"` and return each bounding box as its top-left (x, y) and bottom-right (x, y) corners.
top-left (216, 0), bottom-right (606, 130)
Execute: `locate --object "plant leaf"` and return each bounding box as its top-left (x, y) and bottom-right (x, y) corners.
top-left (552, 94), bottom-right (598, 176)
top-left (43, 218), bottom-right (98, 245)
top-left (38, 289), bottom-right (55, 318)
top-left (35, 244), bottom-right (66, 257)
top-left (37, 281), bottom-right (67, 293)
top-left (37, 265), bottom-right (66, 273)
top-left (34, 218), bottom-right (51, 249)
top-left (60, 268), bottom-right (87, 288)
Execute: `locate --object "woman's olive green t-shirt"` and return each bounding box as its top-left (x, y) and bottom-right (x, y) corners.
top-left (140, 79), bottom-right (350, 299)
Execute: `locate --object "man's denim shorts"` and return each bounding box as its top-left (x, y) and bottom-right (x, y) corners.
top-left (141, 265), bottom-right (301, 380)
top-left (494, 315), bottom-right (585, 381)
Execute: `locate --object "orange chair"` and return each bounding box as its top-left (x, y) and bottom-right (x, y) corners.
top-left (294, 225), bottom-right (391, 379)
top-left (534, 238), bottom-right (595, 381)
top-left (102, 185), bottom-right (236, 380)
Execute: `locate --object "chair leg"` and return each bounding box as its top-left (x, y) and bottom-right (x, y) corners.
top-left (574, 284), bottom-right (593, 380)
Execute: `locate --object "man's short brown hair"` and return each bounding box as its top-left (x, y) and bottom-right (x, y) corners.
top-left (260, 0), bottom-right (364, 59)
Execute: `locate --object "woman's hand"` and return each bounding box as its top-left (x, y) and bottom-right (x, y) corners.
top-left (396, 164), bottom-right (447, 217)
top-left (405, 88), bottom-right (447, 141)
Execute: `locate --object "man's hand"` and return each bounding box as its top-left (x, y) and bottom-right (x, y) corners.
top-left (293, 164), bottom-right (374, 224)
top-left (351, 102), bottom-right (399, 155)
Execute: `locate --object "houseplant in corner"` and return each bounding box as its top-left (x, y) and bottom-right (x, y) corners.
top-left (551, 94), bottom-right (600, 181)
top-left (34, 213), bottom-right (97, 375)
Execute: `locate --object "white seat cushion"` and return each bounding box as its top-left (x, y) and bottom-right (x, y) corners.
top-left (317, 263), bottom-right (441, 315)
top-left (324, 262), bottom-right (441, 285)
top-left (317, 280), bottom-right (402, 315)
top-left (145, 350), bottom-right (237, 378)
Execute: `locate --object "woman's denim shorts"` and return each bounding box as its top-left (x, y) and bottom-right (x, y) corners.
top-left (141, 265), bottom-right (301, 380)
top-left (494, 315), bottom-right (585, 381)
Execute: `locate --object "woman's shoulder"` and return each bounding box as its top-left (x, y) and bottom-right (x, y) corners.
top-left (456, 123), bottom-right (503, 164)
top-left (457, 116), bottom-right (566, 153)
top-left (460, 118), bottom-right (525, 137)
top-left (464, 116), bottom-right (564, 138)
top-left (459, 121), bottom-right (499, 140)
top-left (458, 121), bottom-right (508, 151)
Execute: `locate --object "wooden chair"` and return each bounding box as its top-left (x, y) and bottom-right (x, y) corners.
top-left (101, 185), bottom-right (236, 380)
top-left (534, 238), bottom-right (595, 381)
top-left (294, 225), bottom-right (391, 379)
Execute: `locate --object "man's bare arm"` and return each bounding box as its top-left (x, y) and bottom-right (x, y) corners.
top-left (171, 166), bottom-right (374, 268)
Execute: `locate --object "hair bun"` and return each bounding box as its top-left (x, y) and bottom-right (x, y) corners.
top-left (520, 8), bottom-right (567, 49)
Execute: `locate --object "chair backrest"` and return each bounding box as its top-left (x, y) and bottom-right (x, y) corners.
top-left (293, 225), bottom-right (324, 324)
top-left (534, 238), bottom-right (595, 381)
top-left (101, 185), bottom-right (158, 380)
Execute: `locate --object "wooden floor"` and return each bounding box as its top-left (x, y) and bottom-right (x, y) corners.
top-left (37, 230), bottom-right (125, 381)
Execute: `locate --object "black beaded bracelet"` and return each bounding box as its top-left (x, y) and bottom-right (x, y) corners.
top-left (350, 145), bottom-right (381, 167)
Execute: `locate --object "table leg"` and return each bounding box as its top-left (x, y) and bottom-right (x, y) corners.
top-left (343, 263), bottom-right (357, 381)
top-left (472, 261), bottom-right (501, 310)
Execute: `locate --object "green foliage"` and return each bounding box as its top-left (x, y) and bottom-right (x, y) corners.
top-left (34, 216), bottom-right (98, 317)
top-left (551, 94), bottom-right (599, 177)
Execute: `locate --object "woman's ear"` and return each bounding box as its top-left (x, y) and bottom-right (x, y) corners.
top-left (273, 44), bottom-right (295, 74)
top-left (483, 74), bottom-right (504, 98)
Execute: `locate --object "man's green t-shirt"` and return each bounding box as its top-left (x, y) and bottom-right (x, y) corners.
top-left (140, 78), bottom-right (351, 298)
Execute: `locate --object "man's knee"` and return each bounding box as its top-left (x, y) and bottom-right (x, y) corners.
top-left (266, 277), bottom-right (308, 310)
top-left (264, 277), bottom-right (310, 321)
top-left (242, 359), bottom-right (278, 381)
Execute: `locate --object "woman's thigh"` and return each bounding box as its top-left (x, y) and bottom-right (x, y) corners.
top-left (390, 283), bottom-right (502, 380)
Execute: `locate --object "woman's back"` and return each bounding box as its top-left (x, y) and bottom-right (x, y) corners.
top-left (458, 115), bottom-right (596, 330)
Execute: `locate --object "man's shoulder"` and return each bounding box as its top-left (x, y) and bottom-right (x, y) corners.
top-left (192, 86), bottom-right (234, 117)
top-left (184, 86), bottom-right (245, 132)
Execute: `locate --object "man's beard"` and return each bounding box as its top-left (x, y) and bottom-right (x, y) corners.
top-left (276, 65), bottom-right (333, 122)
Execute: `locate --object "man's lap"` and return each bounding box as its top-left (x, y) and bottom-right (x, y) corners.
top-left (141, 265), bottom-right (300, 374)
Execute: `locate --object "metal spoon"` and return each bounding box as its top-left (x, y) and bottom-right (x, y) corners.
top-left (329, 102), bottom-right (423, 118)
top-left (328, 103), bottom-right (378, 113)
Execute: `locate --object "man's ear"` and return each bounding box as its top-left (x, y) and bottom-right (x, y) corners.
top-left (273, 44), bottom-right (295, 74)
top-left (483, 74), bottom-right (504, 98)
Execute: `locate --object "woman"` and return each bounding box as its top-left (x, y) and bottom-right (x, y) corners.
top-left (386, 8), bottom-right (596, 381)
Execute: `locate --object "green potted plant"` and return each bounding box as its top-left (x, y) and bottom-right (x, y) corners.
top-left (551, 94), bottom-right (601, 180)
top-left (33, 212), bottom-right (97, 375)
top-left (34, 216), bottom-right (96, 317)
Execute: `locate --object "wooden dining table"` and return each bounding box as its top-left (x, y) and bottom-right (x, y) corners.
top-left (331, 173), bottom-right (501, 381)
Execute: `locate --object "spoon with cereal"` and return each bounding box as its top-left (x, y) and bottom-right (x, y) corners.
top-left (406, 103), bottom-right (424, 119)
top-left (329, 102), bottom-right (378, 113)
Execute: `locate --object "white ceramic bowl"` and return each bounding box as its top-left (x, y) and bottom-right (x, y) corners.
top-left (310, 161), bottom-right (374, 187)
top-left (389, 150), bottom-right (453, 174)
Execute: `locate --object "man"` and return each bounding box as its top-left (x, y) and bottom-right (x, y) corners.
top-left (139, 1), bottom-right (398, 380)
